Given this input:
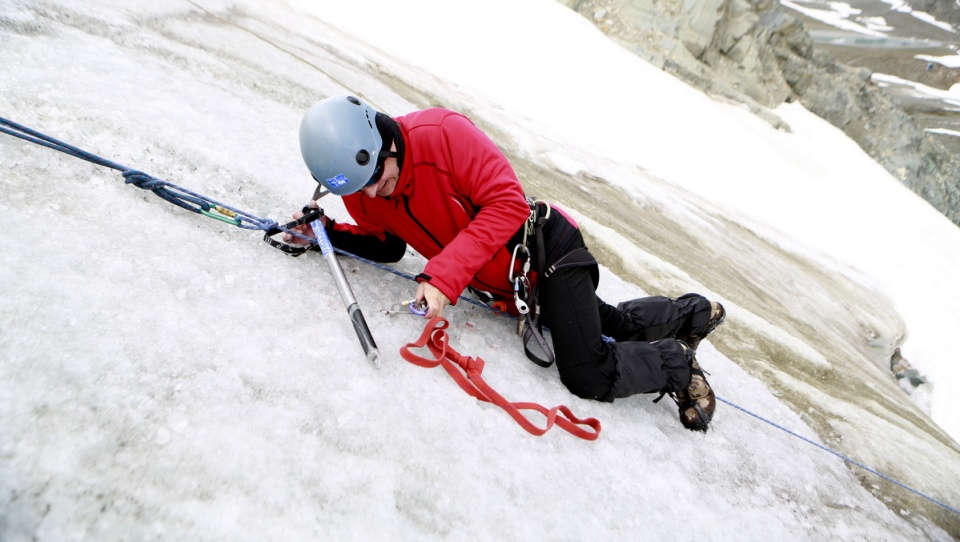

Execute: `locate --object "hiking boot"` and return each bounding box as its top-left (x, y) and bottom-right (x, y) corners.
top-left (673, 342), bottom-right (715, 432)
top-left (677, 301), bottom-right (725, 350)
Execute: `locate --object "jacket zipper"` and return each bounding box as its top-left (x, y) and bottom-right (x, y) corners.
top-left (401, 195), bottom-right (512, 297)
top-left (403, 196), bottom-right (445, 250)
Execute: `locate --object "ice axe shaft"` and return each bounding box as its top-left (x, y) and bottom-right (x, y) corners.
top-left (310, 219), bottom-right (380, 369)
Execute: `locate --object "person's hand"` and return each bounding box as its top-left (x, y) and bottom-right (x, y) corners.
top-left (282, 200), bottom-right (327, 246)
top-left (415, 281), bottom-right (451, 318)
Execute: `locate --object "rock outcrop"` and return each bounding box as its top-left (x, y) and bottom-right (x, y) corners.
top-left (560, 0), bottom-right (960, 227)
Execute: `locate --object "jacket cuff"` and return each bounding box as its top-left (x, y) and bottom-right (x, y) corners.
top-left (416, 273), bottom-right (459, 306)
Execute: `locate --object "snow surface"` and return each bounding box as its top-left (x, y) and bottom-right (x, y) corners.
top-left (1, 0), bottom-right (959, 540)
top-left (304, 0), bottom-right (960, 451)
top-left (872, 73), bottom-right (960, 109)
top-left (917, 54), bottom-right (960, 69)
top-left (878, 0), bottom-right (959, 34)
top-left (781, 0), bottom-right (890, 37)
top-left (785, 0), bottom-right (959, 35)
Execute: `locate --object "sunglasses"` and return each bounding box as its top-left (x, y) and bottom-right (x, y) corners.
top-left (365, 149), bottom-right (399, 188)
top-left (365, 157), bottom-right (387, 188)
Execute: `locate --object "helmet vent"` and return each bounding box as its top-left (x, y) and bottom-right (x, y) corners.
top-left (356, 150), bottom-right (371, 165)
top-left (347, 96), bottom-right (361, 105)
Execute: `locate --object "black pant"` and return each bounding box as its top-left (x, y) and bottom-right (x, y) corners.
top-left (538, 234), bottom-right (712, 402)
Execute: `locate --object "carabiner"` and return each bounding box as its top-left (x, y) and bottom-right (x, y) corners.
top-left (200, 204), bottom-right (242, 226)
top-left (404, 298), bottom-right (428, 316)
top-left (381, 299), bottom-right (428, 317)
top-left (509, 243), bottom-right (530, 284)
top-left (513, 278), bottom-right (529, 315)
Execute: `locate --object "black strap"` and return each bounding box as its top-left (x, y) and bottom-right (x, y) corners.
top-left (520, 205), bottom-right (598, 368)
top-left (262, 207), bottom-right (324, 256)
top-left (543, 247), bottom-right (597, 278)
top-left (521, 207), bottom-right (552, 367)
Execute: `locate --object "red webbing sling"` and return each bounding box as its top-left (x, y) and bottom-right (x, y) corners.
top-left (399, 317), bottom-right (601, 440)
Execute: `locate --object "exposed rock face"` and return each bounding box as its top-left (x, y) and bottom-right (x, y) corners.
top-left (560, 0), bottom-right (960, 227)
top-left (913, 0), bottom-right (960, 27)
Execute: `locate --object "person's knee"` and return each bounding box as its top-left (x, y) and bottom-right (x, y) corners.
top-left (558, 364), bottom-right (615, 402)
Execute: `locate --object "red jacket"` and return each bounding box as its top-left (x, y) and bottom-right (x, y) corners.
top-left (331, 108), bottom-right (530, 305)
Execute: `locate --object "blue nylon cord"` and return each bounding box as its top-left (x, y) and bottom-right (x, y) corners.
top-left (716, 397), bottom-right (960, 515)
top-left (0, 117), bottom-right (277, 231)
top-left (2, 116), bottom-right (957, 517)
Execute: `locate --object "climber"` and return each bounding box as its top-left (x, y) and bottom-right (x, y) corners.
top-left (284, 95), bottom-right (725, 431)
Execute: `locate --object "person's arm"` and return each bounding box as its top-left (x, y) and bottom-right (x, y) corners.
top-left (326, 219), bottom-right (407, 263)
top-left (282, 201), bottom-right (407, 263)
top-left (419, 114), bottom-right (530, 305)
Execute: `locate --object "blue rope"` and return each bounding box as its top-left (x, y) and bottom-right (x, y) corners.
top-left (3, 116), bottom-right (957, 517)
top-left (0, 117), bottom-right (278, 232)
top-left (0, 115), bottom-right (486, 304)
top-left (716, 396), bottom-right (960, 516)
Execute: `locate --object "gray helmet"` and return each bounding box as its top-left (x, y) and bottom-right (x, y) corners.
top-left (299, 95), bottom-right (382, 196)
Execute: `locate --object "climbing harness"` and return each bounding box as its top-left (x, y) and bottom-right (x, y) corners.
top-left (511, 198), bottom-right (551, 366)
top-left (511, 197), bottom-right (598, 368)
top-left (400, 317), bottom-right (602, 440)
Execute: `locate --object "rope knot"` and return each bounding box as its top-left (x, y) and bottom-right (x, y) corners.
top-left (454, 354), bottom-right (485, 377)
top-left (123, 169), bottom-right (165, 190)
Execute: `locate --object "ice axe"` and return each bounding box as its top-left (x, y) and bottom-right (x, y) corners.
top-left (263, 207), bottom-right (380, 368)
top-left (309, 213), bottom-right (380, 368)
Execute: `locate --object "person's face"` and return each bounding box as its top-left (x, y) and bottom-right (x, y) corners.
top-left (361, 142), bottom-right (399, 198)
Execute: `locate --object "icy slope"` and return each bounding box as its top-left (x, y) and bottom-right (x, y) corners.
top-left (1, 0), bottom-right (958, 539)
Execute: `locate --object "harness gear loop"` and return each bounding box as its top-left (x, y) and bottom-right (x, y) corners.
top-left (511, 198), bottom-right (598, 368)
top-left (399, 317), bottom-right (602, 440)
top-left (522, 198), bottom-right (551, 239)
top-left (509, 198), bottom-right (550, 321)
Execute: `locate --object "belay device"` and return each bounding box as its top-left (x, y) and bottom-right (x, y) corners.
top-left (264, 207), bottom-right (380, 369)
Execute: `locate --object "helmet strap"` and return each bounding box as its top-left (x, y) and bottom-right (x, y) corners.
top-left (312, 183), bottom-right (332, 200)
top-left (375, 113), bottom-right (404, 171)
